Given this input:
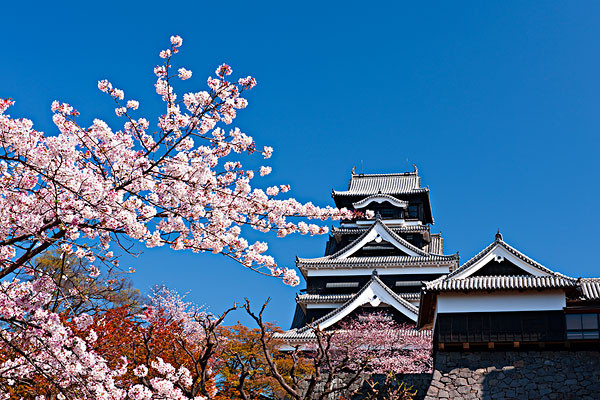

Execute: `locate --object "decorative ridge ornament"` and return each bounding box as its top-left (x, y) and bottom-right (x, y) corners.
top-left (495, 229), bottom-right (503, 241)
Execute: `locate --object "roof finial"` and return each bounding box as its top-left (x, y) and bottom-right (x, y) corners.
top-left (372, 269), bottom-right (378, 277)
top-left (413, 163), bottom-right (418, 174)
top-left (495, 229), bottom-right (503, 241)
top-left (351, 166), bottom-right (356, 175)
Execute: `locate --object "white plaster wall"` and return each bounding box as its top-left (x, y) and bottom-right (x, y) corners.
top-left (436, 290), bottom-right (566, 313)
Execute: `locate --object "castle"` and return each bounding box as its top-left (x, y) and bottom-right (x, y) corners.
top-left (279, 167), bottom-right (600, 399)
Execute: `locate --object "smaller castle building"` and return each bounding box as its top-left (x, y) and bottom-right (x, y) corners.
top-left (418, 231), bottom-right (600, 351)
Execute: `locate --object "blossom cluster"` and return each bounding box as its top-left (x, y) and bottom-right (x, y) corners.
top-left (333, 312), bottom-right (433, 374)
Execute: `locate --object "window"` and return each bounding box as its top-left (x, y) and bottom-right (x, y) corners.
top-left (566, 313), bottom-right (600, 340)
top-left (326, 282), bottom-right (359, 288)
top-left (379, 209), bottom-right (396, 219)
top-left (395, 280), bottom-right (422, 287)
top-left (407, 205), bottom-right (418, 219)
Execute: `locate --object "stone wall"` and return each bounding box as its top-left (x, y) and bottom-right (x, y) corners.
top-left (425, 350), bottom-right (600, 400)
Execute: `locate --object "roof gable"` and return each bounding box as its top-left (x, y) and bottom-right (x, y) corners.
top-left (331, 219), bottom-right (429, 259)
top-left (298, 274), bottom-right (418, 332)
top-left (470, 259), bottom-right (532, 277)
top-left (448, 237), bottom-right (555, 279)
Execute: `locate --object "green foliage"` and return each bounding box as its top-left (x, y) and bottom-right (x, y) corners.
top-left (28, 250), bottom-right (145, 316)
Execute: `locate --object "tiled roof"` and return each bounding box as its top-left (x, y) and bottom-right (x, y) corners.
top-left (429, 233), bottom-right (444, 255)
top-left (424, 275), bottom-right (577, 292)
top-left (352, 194), bottom-right (409, 209)
top-left (396, 292), bottom-right (421, 301)
top-left (580, 278), bottom-right (600, 300)
top-left (333, 172), bottom-right (427, 197)
top-left (298, 254), bottom-right (458, 268)
top-left (332, 225), bottom-right (430, 235)
top-left (296, 292), bottom-right (420, 304)
top-left (297, 293), bottom-right (354, 303)
top-left (274, 329), bottom-right (318, 342)
top-left (275, 327), bottom-right (432, 342)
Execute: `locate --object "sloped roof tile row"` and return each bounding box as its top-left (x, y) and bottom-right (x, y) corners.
top-left (332, 225), bottom-right (430, 235)
top-left (580, 278), bottom-right (600, 300)
top-left (298, 254), bottom-right (458, 268)
top-left (333, 172), bottom-right (426, 196)
top-left (424, 275), bottom-right (577, 292)
top-left (296, 292), bottom-right (420, 304)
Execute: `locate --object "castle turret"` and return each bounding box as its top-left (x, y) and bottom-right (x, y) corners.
top-left (278, 168), bottom-right (458, 344)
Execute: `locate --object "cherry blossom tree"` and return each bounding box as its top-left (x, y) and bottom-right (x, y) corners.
top-left (334, 312), bottom-right (433, 375)
top-left (0, 34), bottom-right (360, 399)
top-left (0, 34), bottom-right (353, 286)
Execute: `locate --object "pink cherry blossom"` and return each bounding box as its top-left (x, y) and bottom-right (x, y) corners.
top-left (259, 166), bottom-right (272, 176)
top-left (0, 34), bottom-right (355, 290)
top-left (178, 68), bottom-right (192, 80)
top-left (170, 35), bottom-right (183, 47)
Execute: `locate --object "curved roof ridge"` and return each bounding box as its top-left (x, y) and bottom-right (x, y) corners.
top-left (497, 239), bottom-right (566, 277)
top-left (446, 237), bottom-right (564, 279)
top-left (321, 220), bottom-right (382, 260)
top-left (299, 219), bottom-right (433, 263)
top-left (376, 220), bottom-right (431, 256)
top-left (352, 194), bottom-right (409, 209)
top-left (351, 171), bottom-right (418, 177)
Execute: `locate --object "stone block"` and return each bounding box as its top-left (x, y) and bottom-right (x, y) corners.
top-left (456, 377), bottom-right (468, 386)
top-left (459, 370), bottom-right (471, 378)
top-left (431, 379), bottom-right (445, 389)
top-left (540, 387), bottom-right (553, 396)
top-left (457, 386), bottom-right (471, 394)
top-left (427, 386), bottom-right (439, 397)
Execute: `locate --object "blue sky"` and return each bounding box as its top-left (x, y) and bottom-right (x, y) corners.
top-left (2, 1), bottom-right (599, 326)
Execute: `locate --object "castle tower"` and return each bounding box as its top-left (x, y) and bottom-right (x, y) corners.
top-left (278, 167), bottom-right (459, 344)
